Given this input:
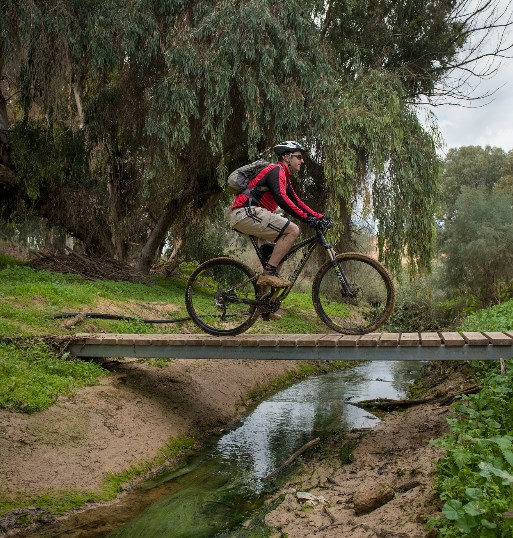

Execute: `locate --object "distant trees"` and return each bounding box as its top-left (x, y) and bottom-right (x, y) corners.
top-left (440, 146), bottom-right (513, 218)
top-left (1, 0), bottom-right (512, 274)
top-left (439, 146), bottom-right (513, 305)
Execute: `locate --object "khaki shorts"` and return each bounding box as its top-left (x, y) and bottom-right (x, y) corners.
top-left (229, 206), bottom-right (290, 241)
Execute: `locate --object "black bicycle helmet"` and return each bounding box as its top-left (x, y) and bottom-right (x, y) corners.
top-left (273, 141), bottom-right (306, 156)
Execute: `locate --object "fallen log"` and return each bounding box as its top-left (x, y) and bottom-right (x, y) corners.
top-left (357, 386), bottom-right (481, 410)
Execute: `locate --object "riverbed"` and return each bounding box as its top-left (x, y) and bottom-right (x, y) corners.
top-left (23, 360), bottom-right (423, 538)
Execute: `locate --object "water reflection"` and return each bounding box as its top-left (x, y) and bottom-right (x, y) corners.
top-left (216, 361), bottom-right (421, 493)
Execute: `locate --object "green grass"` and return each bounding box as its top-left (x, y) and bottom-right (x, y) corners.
top-left (0, 264), bottom-right (326, 338)
top-left (0, 264), bottom-right (332, 414)
top-left (0, 253), bottom-right (26, 269)
top-left (0, 265), bottom-right (189, 337)
top-left (459, 298), bottom-right (513, 332)
top-left (0, 341), bottom-right (108, 412)
top-left (0, 261), bottom-right (351, 527)
top-left (0, 265), bottom-right (194, 413)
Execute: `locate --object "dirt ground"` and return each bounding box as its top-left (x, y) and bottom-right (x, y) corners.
top-left (0, 358), bottom-right (471, 537)
top-left (0, 357), bottom-right (301, 534)
top-left (263, 363), bottom-right (473, 538)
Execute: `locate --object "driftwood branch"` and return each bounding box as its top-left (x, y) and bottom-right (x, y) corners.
top-left (357, 386), bottom-right (481, 410)
top-left (263, 438), bottom-right (320, 481)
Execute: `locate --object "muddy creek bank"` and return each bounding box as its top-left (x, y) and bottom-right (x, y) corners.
top-left (16, 361), bottom-right (427, 537)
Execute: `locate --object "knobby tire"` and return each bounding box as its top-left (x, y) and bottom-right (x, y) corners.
top-left (185, 257), bottom-right (259, 336)
top-left (312, 253), bottom-right (395, 334)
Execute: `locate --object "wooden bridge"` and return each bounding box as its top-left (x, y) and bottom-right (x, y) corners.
top-left (69, 331), bottom-right (513, 361)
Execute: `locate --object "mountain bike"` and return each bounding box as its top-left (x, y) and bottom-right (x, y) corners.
top-left (185, 222), bottom-right (395, 336)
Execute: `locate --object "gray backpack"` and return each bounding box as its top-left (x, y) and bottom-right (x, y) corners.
top-left (226, 160), bottom-right (275, 196)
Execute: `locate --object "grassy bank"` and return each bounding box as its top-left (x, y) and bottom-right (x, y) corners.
top-left (0, 260), bottom-right (327, 413)
top-left (430, 299), bottom-right (513, 537)
top-left (0, 258), bottom-right (345, 525)
top-left (0, 435), bottom-right (196, 519)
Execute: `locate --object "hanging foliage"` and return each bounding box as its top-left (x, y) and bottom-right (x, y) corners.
top-left (321, 70), bottom-right (441, 274)
top-left (1, 0), bottom-right (510, 274)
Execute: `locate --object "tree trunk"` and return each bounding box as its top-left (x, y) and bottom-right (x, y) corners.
top-left (135, 181), bottom-right (222, 274)
top-left (163, 235), bottom-right (183, 274)
top-left (135, 188), bottom-right (197, 274)
top-left (106, 171), bottom-right (127, 261)
top-left (0, 87), bottom-right (16, 189)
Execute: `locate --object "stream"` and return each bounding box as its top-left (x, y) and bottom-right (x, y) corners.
top-left (27, 360), bottom-right (423, 538)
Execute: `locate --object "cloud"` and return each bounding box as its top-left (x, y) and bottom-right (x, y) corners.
top-left (433, 59), bottom-right (513, 153)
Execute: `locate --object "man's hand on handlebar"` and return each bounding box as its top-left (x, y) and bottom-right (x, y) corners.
top-left (306, 215), bottom-right (334, 231)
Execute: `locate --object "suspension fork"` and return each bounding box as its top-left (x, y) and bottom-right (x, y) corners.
top-left (320, 233), bottom-right (355, 297)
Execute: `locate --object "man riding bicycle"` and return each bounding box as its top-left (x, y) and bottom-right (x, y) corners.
top-left (229, 141), bottom-right (327, 288)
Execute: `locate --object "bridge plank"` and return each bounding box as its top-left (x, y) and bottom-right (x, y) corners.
top-left (116, 335), bottom-right (137, 346)
top-left (378, 333), bottom-right (399, 346)
top-left (482, 332), bottom-right (513, 345)
top-left (358, 333), bottom-right (381, 346)
top-left (420, 332), bottom-right (442, 347)
top-left (69, 331), bottom-right (512, 353)
top-left (462, 332), bottom-right (489, 345)
top-left (275, 334), bottom-right (303, 347)
top-left (217, 336), bottom-right (242, 347)
top-left (96, 333), bottom-right (121, 345)
top-left (68, 331), bottom-right (513, 362)
top-left (399, 333), bottom-right (419, 346)
top-left (288, 334), bottom-right (321, 346)
top-left (132, 335), bottom-right (156, 346)
top-left (318, 334), bottom-right (344, 346)
top-left (256, 334), bottom-right (281, 346)
top-left (235, 335), bottom-right (265, 346)
top-left (440, 332), bottom-right (465, 346)
top-left (336, 335), bottom-right (361, 346)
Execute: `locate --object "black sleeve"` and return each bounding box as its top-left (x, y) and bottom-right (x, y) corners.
top-left (263, 167), bottom-right (311, 222)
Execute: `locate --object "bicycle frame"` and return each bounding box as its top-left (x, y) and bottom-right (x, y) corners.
top-left (248, 228), bottom-right (355, 304)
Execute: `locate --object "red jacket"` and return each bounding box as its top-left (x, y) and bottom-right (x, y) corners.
top-left (232, 161), bottom-right (322, 222)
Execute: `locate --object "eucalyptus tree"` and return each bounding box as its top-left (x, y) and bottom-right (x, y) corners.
top-left (310, 0), bottom-right (512, 273)
top-left (1, 0), bottom-right (511, 276)
top-left (441, 185), bottom-right (513, 304)
top-left (440, 145), bottom-right (512, 217)
top-left (1, 0), bottom-right (333, 269)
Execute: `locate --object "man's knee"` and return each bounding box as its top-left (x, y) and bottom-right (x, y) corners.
top-left (282, 222), bottom-right (300, 239)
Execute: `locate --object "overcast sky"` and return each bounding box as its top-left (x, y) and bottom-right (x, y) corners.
top-left (429, 0), bottom-right (513, 155)
top-left (432, 59), bottom-right (513, 154)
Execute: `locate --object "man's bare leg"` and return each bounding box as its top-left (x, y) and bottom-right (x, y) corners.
top-left (268, 222), bottom-right (300, 267)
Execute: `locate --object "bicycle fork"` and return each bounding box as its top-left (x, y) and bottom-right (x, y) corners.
top-left (326, 246), bottom-right (357, 298)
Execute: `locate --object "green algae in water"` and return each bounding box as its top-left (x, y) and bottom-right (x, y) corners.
top-left (104, 362), bottom-right (424, 538)
top-left (107, 454), bottom-right (271, 538)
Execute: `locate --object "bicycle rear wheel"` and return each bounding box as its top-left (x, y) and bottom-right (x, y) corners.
top-left (185, 257), bottom-right (260, 336)
top-left (312, 253), bottom-right (395, 334)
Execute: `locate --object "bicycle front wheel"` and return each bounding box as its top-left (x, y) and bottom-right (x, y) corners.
top-left (185, 257), bottom-right (259, 336)
top-left (312, 253), bottom-right (395, 334)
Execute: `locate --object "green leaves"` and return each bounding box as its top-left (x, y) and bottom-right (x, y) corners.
top-left (440, 186), bottom-right (513, 305)
top-left (0, 342), bottom-right (107, 412)
top-left (322, 69), bottom-right (441, 275)
top-left (432, 363), bottom-right (513, 536)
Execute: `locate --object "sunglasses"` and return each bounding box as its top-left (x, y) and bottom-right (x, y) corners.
top-left (289, 153), bottom-right (304, 160)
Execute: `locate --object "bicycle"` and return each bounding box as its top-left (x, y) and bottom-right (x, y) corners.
top-left (185, 221), bottom-right (395, 336)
